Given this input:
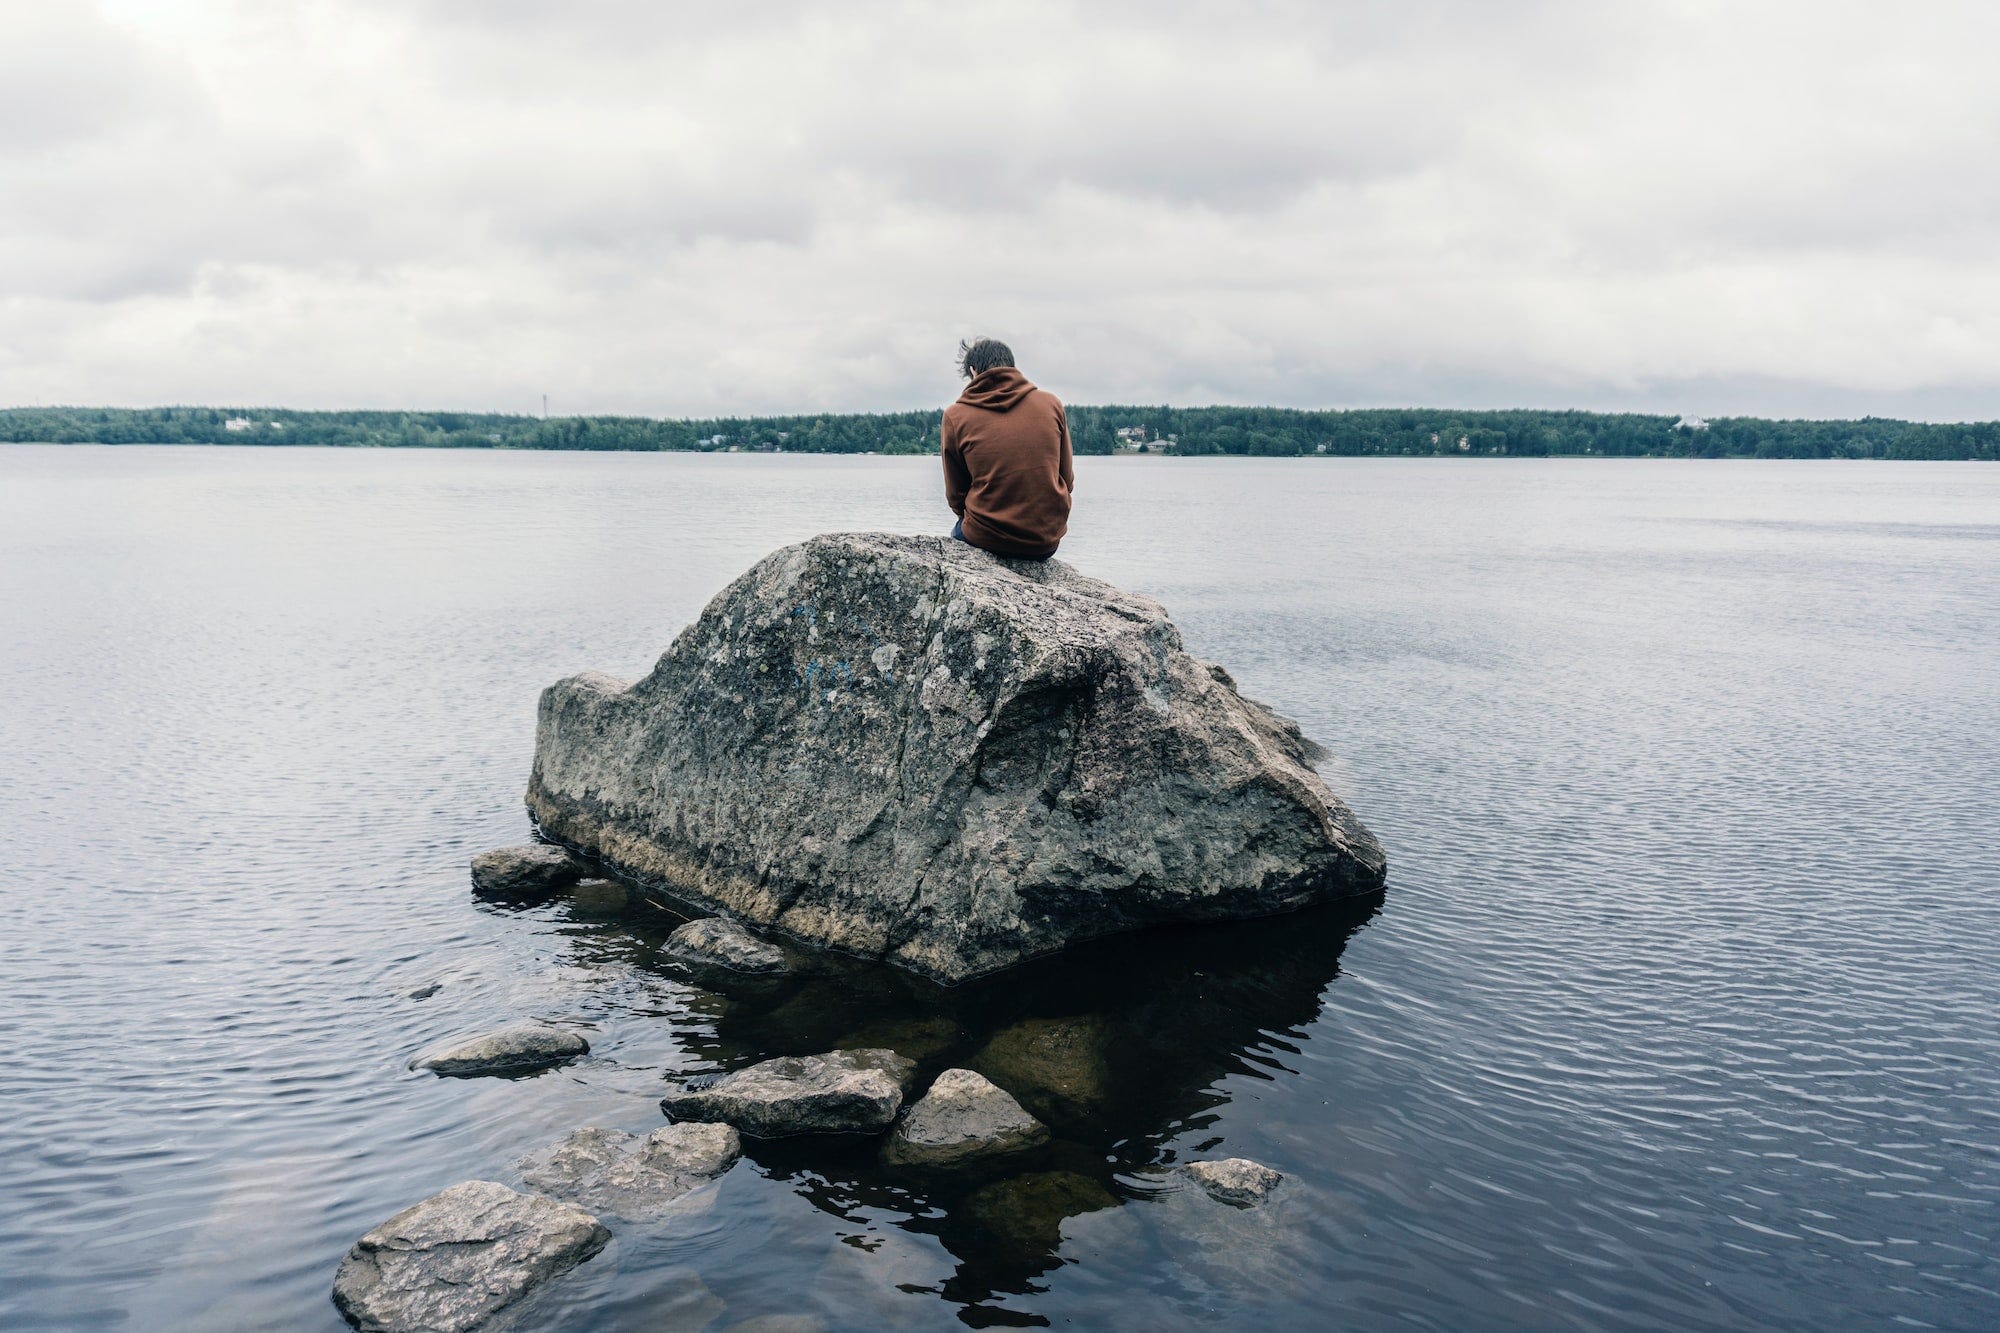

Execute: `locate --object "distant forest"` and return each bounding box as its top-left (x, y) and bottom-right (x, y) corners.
top-left (3, 404), bottom-right (1996, 460)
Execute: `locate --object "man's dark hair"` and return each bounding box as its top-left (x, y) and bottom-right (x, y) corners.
top-left (957, 338), bottom-right (1015, 380)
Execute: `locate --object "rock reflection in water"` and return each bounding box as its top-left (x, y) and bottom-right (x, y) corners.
top-left (499, 883), bottom-right (1379, 1316)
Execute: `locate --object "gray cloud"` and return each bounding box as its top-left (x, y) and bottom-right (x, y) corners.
top-left (2, 0), bottom-right (1997, 418)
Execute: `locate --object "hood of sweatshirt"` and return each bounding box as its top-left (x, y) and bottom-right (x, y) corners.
top-left (956, 366), bottom-right (1037, 413)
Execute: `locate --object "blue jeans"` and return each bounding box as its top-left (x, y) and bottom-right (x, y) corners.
top-left (951, 517), bottom-right (965, 542)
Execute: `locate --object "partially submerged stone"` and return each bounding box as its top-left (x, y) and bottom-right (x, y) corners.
top-left (330, 1180), bottom-right (608, 1333)
top-left (972, 1015), bottom-right (1111, 1125)
top-left (410, 1024), bottom-right (588, 1077)
top-left (527, 533), bottom-right (1386, 983)
top-left (470, 844), bottom-right (581, 899)
top-left (1182, 1157), bottom-right (1284, 1206)
top-left (664, 916), bottom-right (788, 974)
top-left (883, 1068), bottom-right (1049, 1167)
top-left (660, 1048), bottom-right (914, 1137)
top-left (518, 1123), bottom-right (740, 1217)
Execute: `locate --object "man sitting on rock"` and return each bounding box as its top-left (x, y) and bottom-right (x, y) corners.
top-left (942, 338), bottom-right (1075, 560)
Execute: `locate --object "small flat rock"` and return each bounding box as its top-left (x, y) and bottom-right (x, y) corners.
top-left (518, 1123), bottom-right (740, 1218)
top-left (1182, 1157), bottom-right (1284, 1206)
top-left (331, 1179), bottom-right (608, 1333)
top-left (410, 1024), bottom-right (588, 1077)
top-left (661, 1048), bottom-right (914, 1137)
top-left (883, 1068), bottom-right (1049, 1167)
top-left (470, 844), bottom-right (582, 898)
top-left (664, 917), bottom-right (787, 973)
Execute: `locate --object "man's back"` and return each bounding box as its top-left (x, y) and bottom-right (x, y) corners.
top-left (942, 365), bottom-right (1074, 559)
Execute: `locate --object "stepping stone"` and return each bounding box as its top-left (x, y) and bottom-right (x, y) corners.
top-left (331, 1179), bottom-right (608, 1333)
top-left (470, 844), bottom-right (582, 898)
top-left (660, 1049), bottom-right (913, 1137)
top-left (1182, 1157), bottom-right (1284, 1206)
top-left (410, 1023), bottom-right (588, 1076)
top-left (664, 917), bottom-right (788, 974)
top-left (518, 1123), bottom-right (741, 1218)
top-left (883, 1068), bottom-right (1049, 1167)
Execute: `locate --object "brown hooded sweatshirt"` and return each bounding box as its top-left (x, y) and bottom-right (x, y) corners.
top-left (941, 367), bottom-right (1074, 559)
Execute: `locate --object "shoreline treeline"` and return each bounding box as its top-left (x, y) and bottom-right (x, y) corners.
top-left (2, 405), bottom-right (1995, 460)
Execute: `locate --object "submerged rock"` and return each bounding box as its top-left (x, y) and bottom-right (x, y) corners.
top-left (660, 1049), bottom-right (914, 1137)
top-left (963, 1170), bottom-right (1119, 1255)
top-left (664, 916), bottom-right (788, 974)
top-left (410, 1024), bottom-right (588, 1077)
top-left (568, 877), bottom-right (629, 915)
top-left (518, 1123), bottom-right (740, 1217)
top-left (470, 843), bottom-right (582, 898)
top-left (837, 1015), bottom-right (962, 1065)
top-left (1182, 1157), bottom-right (1284, 1206)
top-left (527, 532), bottom-right (1386, 983)
top-left (972, 1014), bottom-right (1112, 1125)
top-left (883, 1068), bottom-right (1049, 1167)
top-left (330, 1179), bottom-right (608, 1333)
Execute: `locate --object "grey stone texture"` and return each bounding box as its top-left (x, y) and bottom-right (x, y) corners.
top-left (660, 1048), bottom-right (914, 1137)
top-left (469, 843), bottom-right (581, 898)
top-left (518, 1123), bottom-right (740, 1217)
top-left (883, 1068), bottom-right (1049, 1167)
top-left (330, 1180), bottom-right (608, 1333)
top-left (1183, 1157), bottom-right (1285, 1205)
top-left (664, 916), bottom-right (788, 974)
top-left (409, 1024), bottom-right (588, 1077)
top-left (527, 533), bottom-right (1385, 984)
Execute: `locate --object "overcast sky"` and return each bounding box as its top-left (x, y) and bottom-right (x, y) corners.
top-left (4, 1), bottom-right (1997, 419)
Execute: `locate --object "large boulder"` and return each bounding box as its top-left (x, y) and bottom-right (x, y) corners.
top-left (330, 1180), bottom-right (608, 1332)
top-left (528, 532), bottom-right (1385, 983)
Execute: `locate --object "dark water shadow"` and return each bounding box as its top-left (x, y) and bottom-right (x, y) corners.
top-left (484, 879), bottom-right (1381, 1321)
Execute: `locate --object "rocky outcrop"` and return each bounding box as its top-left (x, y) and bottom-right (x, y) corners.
top-left (469, 844), bottom-right (581, 898)
top-left (664, 917), bottom-right (788, 974)
top-left (331, 1180), bottom-right (608, 1332)
top-left (1182, 1157), bottom-right (1284, 1206)
top-left (410, 1024), bottom-right (588, 1077)
top-left (518, 1123), bottom-right (740, 1217)
top-left (527, 533), bottom-right (1385, 984)
top-left (660, 1049), bottom-right (914, 1137)
top-left (883, 1068), bottom-right (1048, 1167)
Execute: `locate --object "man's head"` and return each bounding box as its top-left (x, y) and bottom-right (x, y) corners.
top-left (956, 338), bottom-right (1015, 380)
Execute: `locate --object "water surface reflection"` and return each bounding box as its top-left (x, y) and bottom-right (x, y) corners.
top-left (499, 885), bottom-right (1380, 1320)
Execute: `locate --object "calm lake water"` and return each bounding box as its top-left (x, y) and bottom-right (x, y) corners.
top-left (2, 446), bottom-right (1997, 1331)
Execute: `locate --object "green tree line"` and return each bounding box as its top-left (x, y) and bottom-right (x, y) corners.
top-left (3, 404), bottom-right (1994, 460)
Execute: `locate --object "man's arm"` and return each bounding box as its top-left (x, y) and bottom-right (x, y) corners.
top-left (1057, 404), bottom-right (1075, 493)
top-left (942, 413), bottom-right (969, 516)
